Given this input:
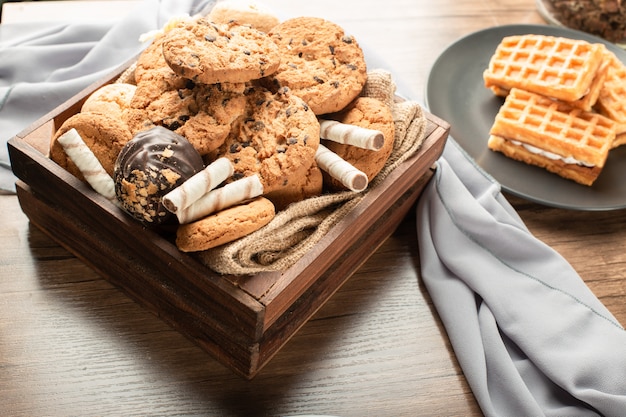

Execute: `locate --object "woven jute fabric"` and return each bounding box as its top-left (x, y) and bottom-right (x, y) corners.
top-left (197, 70), bottom-right (428, 275)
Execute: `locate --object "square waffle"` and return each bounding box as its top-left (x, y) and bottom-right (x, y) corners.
top-left (595, 50), bottom-right (626, 146)
top-left (489, 88), bottom-right (616, 186)
top-left (571, 56), bottom-right (609, 112)
top-left (489, 56), bottom-right (609, 112)
top-left (483, 34), bottom-right (606, 103)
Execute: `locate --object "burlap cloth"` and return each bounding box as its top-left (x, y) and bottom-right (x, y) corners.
top-left (196, 69), bottom-right (428, 275)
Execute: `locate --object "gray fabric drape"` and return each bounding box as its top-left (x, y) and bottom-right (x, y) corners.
top-left (0, 0), bottom-right (214, 192)
top-left (417, 139), bottom-right (626, 416)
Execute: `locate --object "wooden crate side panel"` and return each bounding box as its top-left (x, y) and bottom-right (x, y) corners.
top-left (8, 139), bottom-right (265, 340)
top-left (15, 182), bottom-right (263, 379)
top-left (253, 170), bottom-right (435, 374)
top-left (257, 117), bottom-right (449, 330)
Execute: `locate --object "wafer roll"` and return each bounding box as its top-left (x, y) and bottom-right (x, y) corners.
top-left (56, 128), bottom-right (117, 202)
top-left (319, 119), bottom-right (384, 150)
top-left (163, 157), bottom-right (234, 214)
top-left (176, 174), bottom-right (264, 224)
top-left (315, 144), bottom-right (368, 192)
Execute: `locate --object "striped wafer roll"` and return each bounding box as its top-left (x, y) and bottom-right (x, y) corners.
top-left (176, 174), bottom-right (264, 224)
top-left (315, 144), bottom-right (368, 192)
top-left (56, 128), bottom-right (117, 202)
top-left (319, 119), bottom-right (384, 150)
top-left (163, 157), bottom-right (234, 214)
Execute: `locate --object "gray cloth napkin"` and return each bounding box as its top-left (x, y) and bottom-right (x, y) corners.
top-left (417, 139), bottom-right (626, 416)
top-left (0, 0), bottom-right (214, 193)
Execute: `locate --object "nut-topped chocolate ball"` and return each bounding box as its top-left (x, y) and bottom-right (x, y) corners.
top-left (114, 126), bottom-right (204, 225)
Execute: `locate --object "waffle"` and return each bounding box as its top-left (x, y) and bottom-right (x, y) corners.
top-left (483, 34), bottom-right (606, 103)
top-left (614, 133), bottom-right (626, 148)
top-left (489, 88), bottom-right (616, 186)
top-left (570, 55), bottom-right (609, 112)
top-left (489, 57), bottom-right (609, 112)
top-left (595, 50), bottom-right (626, 144)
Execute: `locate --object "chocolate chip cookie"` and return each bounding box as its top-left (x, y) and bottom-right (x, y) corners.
top-left (267, 17), bottom-right (367, 115)
top-left (211, 86), bottom-right (320, 194)
top-left (125, 33), bottom-right (248, 156)
top-left (322, 97), bottom-right (395, 190)
top-left (176, 196), bottom-right (275, 252)
top-left (50, 112), bottom-right (132, 181)
top-left (161, 18), bottom-right (281, 84)
top-left (264, 162), bottom-right (323, 211)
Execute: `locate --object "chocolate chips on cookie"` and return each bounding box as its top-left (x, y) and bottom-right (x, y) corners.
top-left (267, 17), bottom-right (368, 115)
top-left (211, 86), bottom-right (320, 194)
top-left (161, 18), bottom-right (282, 85)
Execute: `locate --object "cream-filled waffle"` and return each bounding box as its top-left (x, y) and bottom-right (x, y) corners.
top-left (488, 88), bottom-right (615, 186)
top-left (595, 50), bottom-right (626, 147)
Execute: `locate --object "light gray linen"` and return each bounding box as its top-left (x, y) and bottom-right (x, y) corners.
top-left (0, 0), bottom-right (214, 192)
top-left (417, 139), bottom-right (626, 416)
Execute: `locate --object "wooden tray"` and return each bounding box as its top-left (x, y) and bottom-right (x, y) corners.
top-left (7, 72), bottom-right (449, 379)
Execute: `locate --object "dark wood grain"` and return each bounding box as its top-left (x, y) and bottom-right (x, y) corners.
top-left (5, 0), bottom-right (622, 416)
top-left (1, 191), bottom-right (480, 417)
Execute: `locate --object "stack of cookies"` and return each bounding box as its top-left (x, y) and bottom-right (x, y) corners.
top-left (483, 34), bottom-right (626, 186)
top-left (48, 1), bottom-right (400, 258)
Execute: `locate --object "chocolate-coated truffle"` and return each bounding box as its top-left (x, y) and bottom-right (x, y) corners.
top-left (114, 126), bottom-right (204, 224)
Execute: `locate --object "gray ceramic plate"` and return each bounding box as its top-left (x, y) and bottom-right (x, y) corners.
top-left (425, 24), bottom-right (626, 210)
